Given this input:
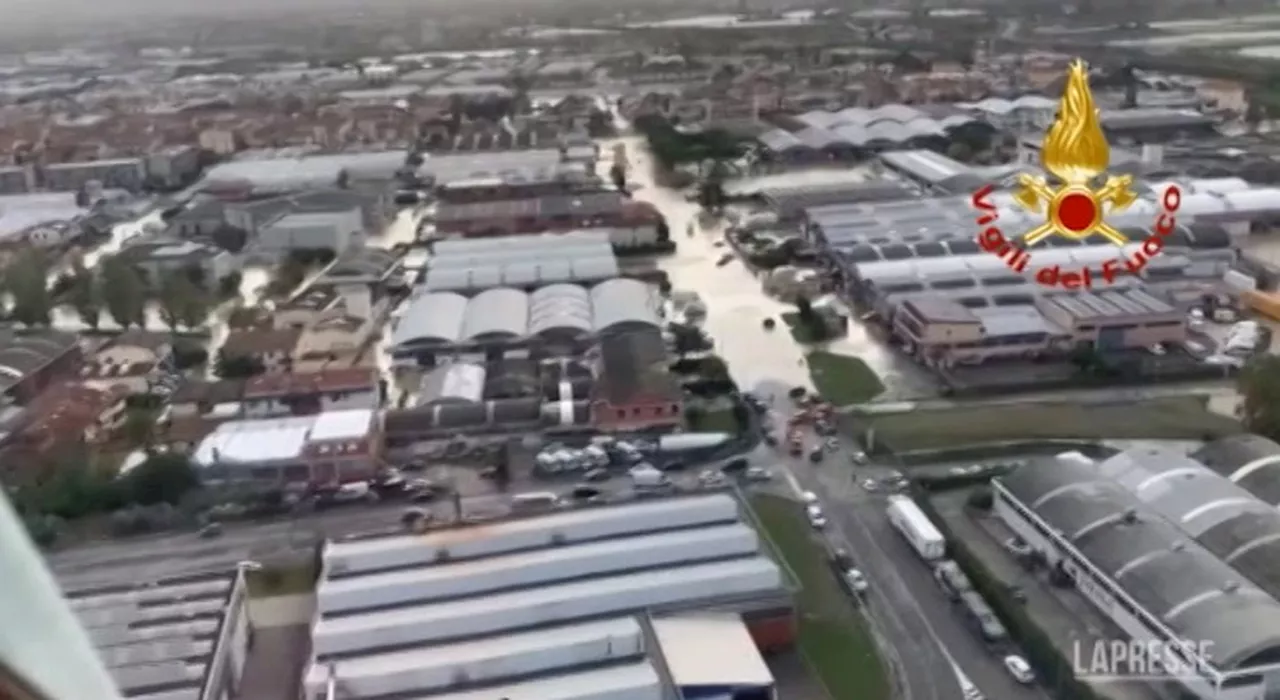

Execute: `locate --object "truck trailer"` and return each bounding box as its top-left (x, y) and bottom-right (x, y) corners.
top-left (886, 495), bottom-right (946, 561)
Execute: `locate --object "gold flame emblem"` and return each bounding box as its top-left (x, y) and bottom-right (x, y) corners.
top-left (1012, 60), bottom-right (1137, 246)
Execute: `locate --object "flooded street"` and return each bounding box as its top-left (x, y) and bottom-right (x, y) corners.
top-left (598, 137), bottom-right (932, 399)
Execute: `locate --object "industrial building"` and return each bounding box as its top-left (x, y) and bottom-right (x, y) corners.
top-left (415, 231), bottom-right (622, 294)
top-left (757, 105), bottom-right (995, 161)
top-left (191, 408), bottom-right (379, 485)
top-left (66, 570), bottom-right (250, 700)
top-left (304, 493), bottom-right (792, 700)
top-left (892, 287), bottom-right (1187, 365)
top-left (993, 446), bottom-right (1280, 700)
top-left (391, 278), bottom-right (660, 357)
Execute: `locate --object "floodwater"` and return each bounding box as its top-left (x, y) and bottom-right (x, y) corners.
top-left (599, 137), bottom-right (929, 398)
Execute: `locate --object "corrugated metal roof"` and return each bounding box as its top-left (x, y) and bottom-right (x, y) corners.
top-left (304, 618), bottom-right (645, 697)
top-left (409, 662), bottom-right (663, 700)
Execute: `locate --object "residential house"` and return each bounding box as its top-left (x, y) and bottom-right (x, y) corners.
top-left (240, 368), bottom-right (380, 418)
top-left (77, 330), bottom-right (174, 395)
top-left (1, 383), bottom-right (127, 464)
top-left (0, 328), bottom-right (83, 404)
top-left (589, 327), bottom-right (683, 432)
top-left (116, 240), bottom-right (241, 292)
top-left (291, 312), bottom-right (379, 372)
top-left (220, 327), bottom-right (302, 373)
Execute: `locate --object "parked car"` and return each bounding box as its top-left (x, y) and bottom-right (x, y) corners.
top-left (745, 466), bottom-right (773, 482)
top-left (844, 568), bottom-right (869, 593)
top-left (571, 485), bottom-right (603, 500)
top-left (808, 448), bottom-right (825, 463)
top-left (721, 457), bottom-right (749, 473)
top-left (1003, 655), bottom-right (1034, 684)
top-left (831, 548), bottom-right (854, 570)
top-left (807, 505), bottom-right (828, 529)
top-left (934, 560), bottom-right (974, 601)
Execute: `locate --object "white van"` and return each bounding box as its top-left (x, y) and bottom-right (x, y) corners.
top-left (510, 492), bottom-right (560, 512)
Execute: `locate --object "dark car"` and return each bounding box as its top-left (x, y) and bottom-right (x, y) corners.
top-left (721, 457), bottom-right (749, 474)
top-left (571, 485), bottom-right (603, 500)
top-left (662, 461), bottom-right (687, 472)
top-left (763, 318), bottom-right (776, 330)
top-left (808, 448), bottom-right (825, 464)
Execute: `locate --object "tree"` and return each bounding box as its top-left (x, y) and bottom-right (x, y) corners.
top-left (100, 257), bottom-right (147, 329)
top-left (216, 352), bottom-right (265, 379)
top-left (156, 272), bottom-right (211, 331)
top-left (609, 163), bottom-right (627, 193)
top-left (1240, 355), bottom-right (1280, 441)
top-left (946, 141), bottom-right (975, 163)
top-left (67, 265), bottom-right (102, 330)
top-left (121, 408), bottom-right (157, 448)
top-left (124, 453), bottom-right (200, 506)
top-left (670, 323), bottom-right (710, 357)
top-left (796, 297), bottom-right (816, 324)
top-left (6, 249), bottom-right (52, 326)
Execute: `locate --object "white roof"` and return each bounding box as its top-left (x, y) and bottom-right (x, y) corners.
top-left (405, 662), bottom-right (662, 700)
top-left (310, 409), bottom-right (375, 441)
top-left (192, 409), bottom-right (373, 466)
top-left (651, 613), bottom-right (775, 688)
top-left (306, 618), bottom-right (643, 695)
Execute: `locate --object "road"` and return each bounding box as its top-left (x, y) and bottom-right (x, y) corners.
top-left (750, 385), bottom-right (1047, 700)
top-left (599, 136), bottom-right (938, 400)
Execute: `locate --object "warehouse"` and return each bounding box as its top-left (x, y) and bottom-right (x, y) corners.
top-left (191, 408), bottom-right (379, 485)
top-left (854, 245), bottom-right (1227, 318)
top-left (389, 278), bottom-right (660, 361)
top-left (807, 178), bottom-right (1280, 251)
top-left (67, 570), bottom-right (249, 700)
top-left (419, 231), bottom-right (621, 294)
top-left (1194, 435), bottom-right (1280, 505)
top-left (757, 106), bottom-right (993, 158)
top-left (749, 180), bottom-right (919, 220)
top-left (304, 494), bottom-right (793, 699)
top-left (994, 454), bottom-right (1280, 700)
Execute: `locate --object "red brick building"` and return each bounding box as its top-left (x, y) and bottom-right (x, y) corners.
top-left (589, 327), bottom-right (683, 432)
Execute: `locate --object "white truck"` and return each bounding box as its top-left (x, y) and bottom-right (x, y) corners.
top-left (886, 495), bottom-right (946, 562)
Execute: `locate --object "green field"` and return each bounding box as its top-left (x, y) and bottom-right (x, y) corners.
top-left (859, 395), bottom-right (1242, 452)
top-left (751, 495), bottom-right (890, 700)
top-left (807, 351), bottom-right (886, 406)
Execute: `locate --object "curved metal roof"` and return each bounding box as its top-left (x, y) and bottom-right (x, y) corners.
top-left (529, 283), bottom-right (593, 337)
top-left (1194, 436), bottom-right (1280, 506)
top-left (1001, 457), bottom-right (1280, 669)
top-left (1096, 446), bottom-right (1280, 604)
top-left (963, 95), bottom-right (1057, 115)
top-left (462, 288), bottom-right (529, 340)
top-left (390, 292), bottom-right (468, 346)
top-left (590, 278), bottom-right (659, 333)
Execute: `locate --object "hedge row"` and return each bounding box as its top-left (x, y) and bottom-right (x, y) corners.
top-left (911, 488), bottom-right (1112, 700)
